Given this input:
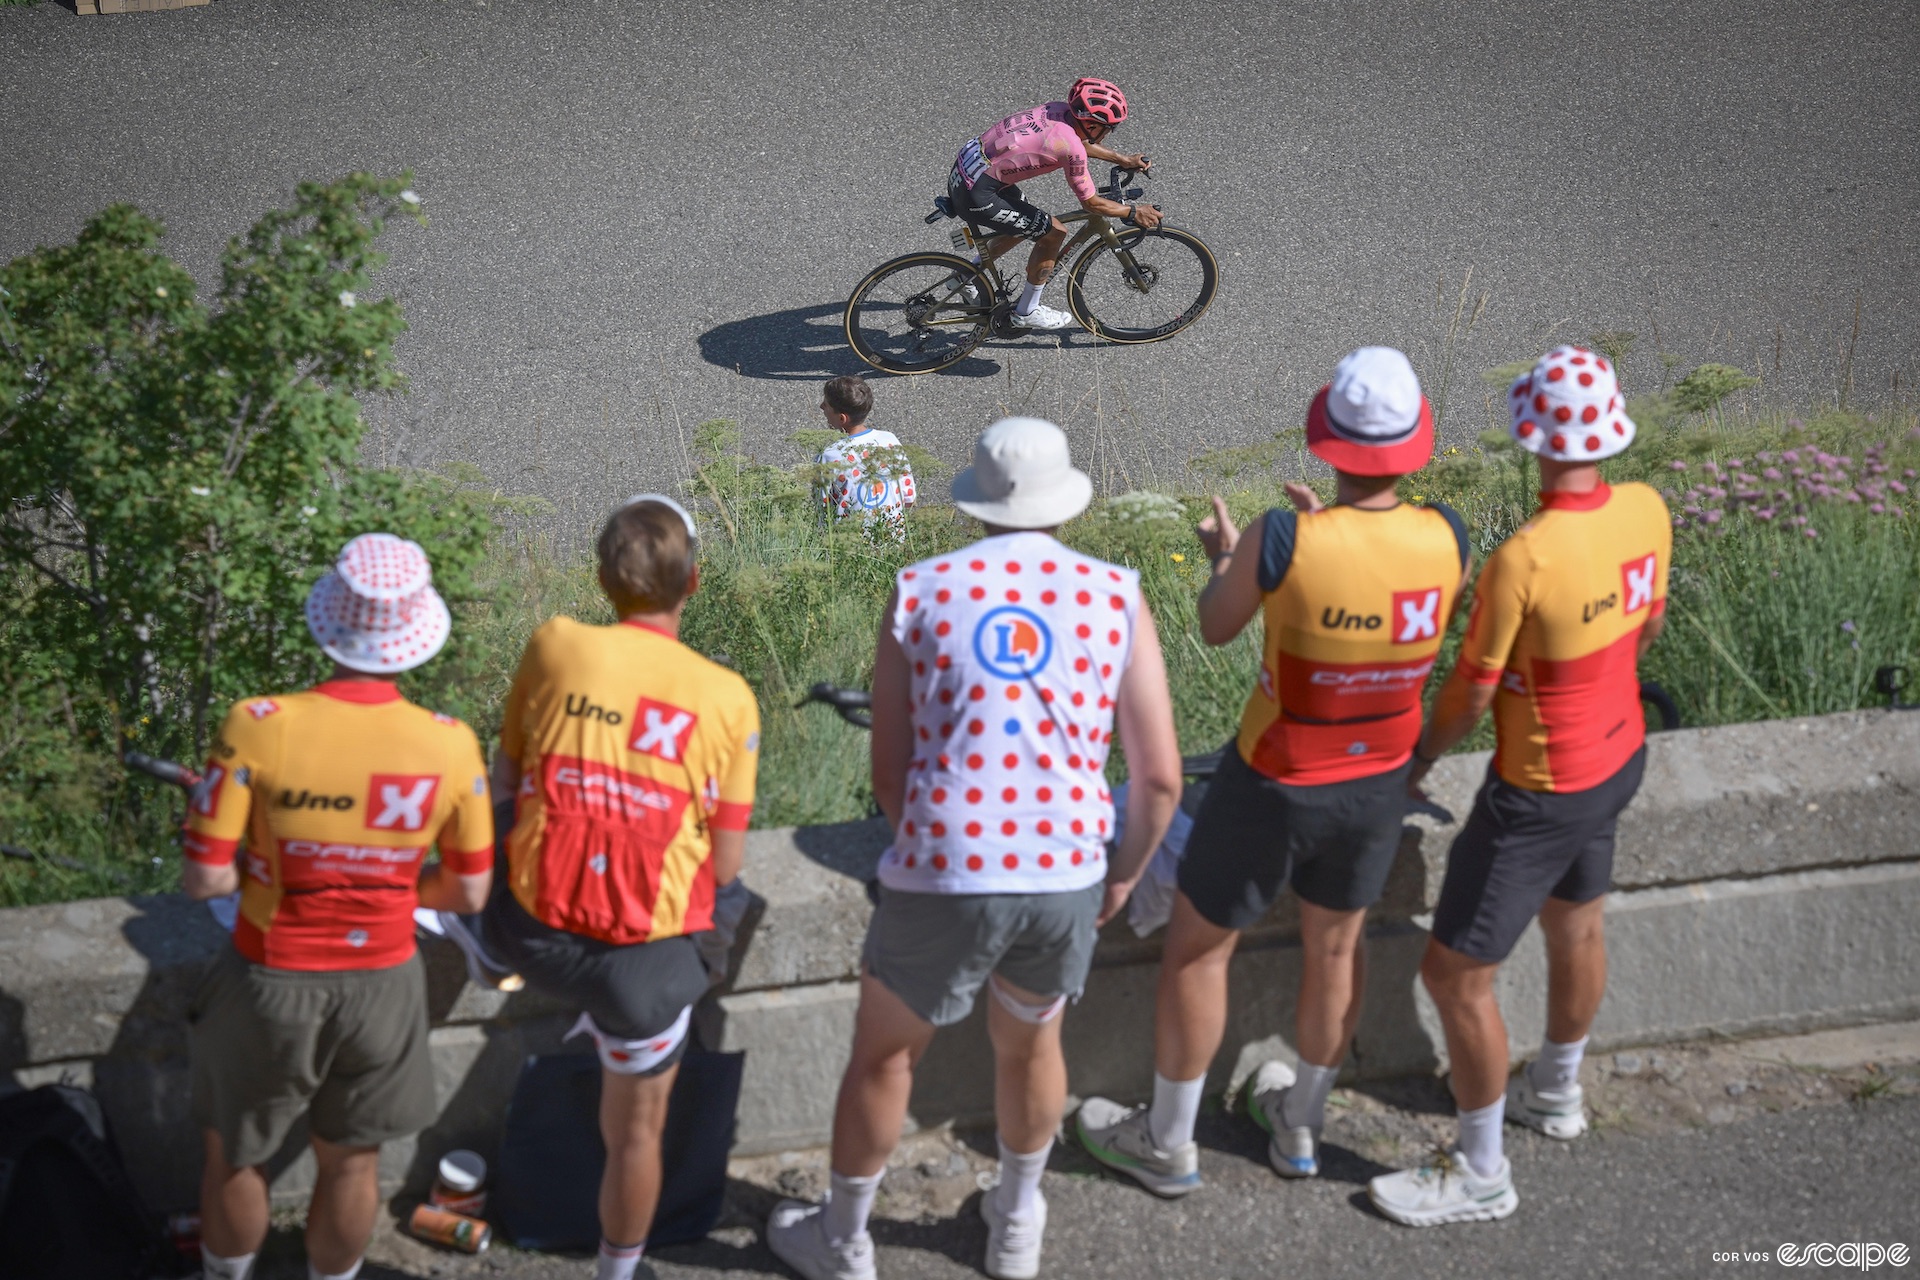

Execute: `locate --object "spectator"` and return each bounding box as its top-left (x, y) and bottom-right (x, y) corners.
top-left (1368, 346), bottom-right (1670, 1226)
top-left (1076, 347), bottom-right (1471, 1194)
top-left (816, 374), bottom-right (917, 541)
top-left (482, 494), bottom-right (759, 1280)
top-left (181, 534), bottom-right (494, 1280)
top-left (766, 416), bottom-right (1183, 1280)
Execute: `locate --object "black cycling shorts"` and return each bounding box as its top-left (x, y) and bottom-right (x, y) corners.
top-left (948, 164), bottom-right (1054, 241)
top-left (1429, 746), bottom-right (1646, 964)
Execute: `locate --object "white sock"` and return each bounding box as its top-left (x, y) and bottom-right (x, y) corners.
top-left (1281, 1059), bottom-right (1340, 1131)
top-left (1530, 1035), bottom-right (1588, 1093)
top-left (1147, 1072), bottom-right (1205, 1151)
top-left (594, 1238), bottom-right (645, 1280)
top-left (308, 1261), bottom-right (362, 1280)
top-left (201, 1249), bottom-right (257, 1280)
top-left (1456, 1097), bottom-right (1506, 1179)
top-left (1017, 282), bottom-right (1045, 315)
top-left (823, 1169), bottom-right (882, 1244)
top-left (993, 1136), bottom-right (1051, 1221)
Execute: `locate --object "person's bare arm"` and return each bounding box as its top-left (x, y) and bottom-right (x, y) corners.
top-left (416, 864), bottom-right (491, 914)
top-left (1637, 611), bottom-right (1666, 659)
top-left (1407, 665), bottom-right (1497, 792)
top-left (1102, 607), bottom-right (1184, 925)
top-left (181, 860), bottom-right (239, 900)
top-left (870, 588), bottom-right (913, 831)
top-left (1196, 499), bottom-right (1265, 646)
top-left (709, 827), bottom-right (745, 888)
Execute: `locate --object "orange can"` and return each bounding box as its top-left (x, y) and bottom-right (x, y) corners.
top-left (408, 1204), bottom-right (491, 1253)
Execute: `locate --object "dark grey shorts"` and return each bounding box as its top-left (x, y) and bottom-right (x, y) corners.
top-left (1430, 747), bottom-right (1647, 963)
top-left (862, 883), bottom-right (1103, 1027)
top-left (1178, 744), bottom-right (1411, 929)
top-left (189, 948), bottom-right (435, 1167)
top-left (485, 890), bottom-right (709, 1075)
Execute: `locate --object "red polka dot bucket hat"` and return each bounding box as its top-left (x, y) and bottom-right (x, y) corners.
top-left (304, 533), bottom-right (451, 674)
top-left (1509, 345), bottom-right (1636, 462)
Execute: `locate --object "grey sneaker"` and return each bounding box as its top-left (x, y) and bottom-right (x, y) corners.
top-left (433, 911), bottom-right (525, 993)
top-left (1508, 1066), bottom-right (1588, 1140)
top-left (765, 1200), bottom-right (877, 1280)
top-left (1368, 1148), bottom-right (1519, 1227)
top-left (979, 1186), bottom-right (1047, 1280)
top-left (1074, 1096), bottom-right (1201, 1198)
top-left (1010, 302), bottom-right (1074, 331)
top-left (1247, 1060), bottom-right (1319, 1178)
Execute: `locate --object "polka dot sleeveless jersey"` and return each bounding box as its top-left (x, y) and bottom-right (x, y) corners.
top-left (879, 530), bottom-right (1139, 896)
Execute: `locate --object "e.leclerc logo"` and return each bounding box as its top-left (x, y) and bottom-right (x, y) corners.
top-left (854, 476), bottom-right (893, 509)
top-left (973, 606), bottom-right (1053, 679)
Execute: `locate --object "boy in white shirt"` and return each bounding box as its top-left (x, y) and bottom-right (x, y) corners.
top-left (816, 375), bottom-right (916, 540)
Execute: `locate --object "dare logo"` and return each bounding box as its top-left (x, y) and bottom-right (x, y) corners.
top-left (1621, 553), bottom-right (1658, 615)
top-left (628, 698), bottom-right (698, 763)
top-left (1391, 587), bottom-right (1443, 644)
top-left (366, 774), bottom-right (440, 832)
top-left (973, 606), bottom-right (1052, 680)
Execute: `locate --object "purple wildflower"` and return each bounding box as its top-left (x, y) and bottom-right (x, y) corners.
top-left (1763, 467), bottom-right (1782, 481)
top-left (1841, 620), bottom-right (1857, 633)
top-left (1871, 503), bottom-right (1886, 514)
top-left (1669, 460), bottom-right (1688, 472)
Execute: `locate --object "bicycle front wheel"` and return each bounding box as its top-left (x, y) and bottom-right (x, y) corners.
top-left (844, 252), bottom-right (995, 374)
top-left (1065, 226), bottom-right (1219, 344)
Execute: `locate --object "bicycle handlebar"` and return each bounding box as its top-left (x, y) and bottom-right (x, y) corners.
top-left (124, 750), bottom-right (202, 791)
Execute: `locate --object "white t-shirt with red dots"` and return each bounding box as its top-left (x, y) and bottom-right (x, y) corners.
top-left (877, 530), bottom-right (1140, 896)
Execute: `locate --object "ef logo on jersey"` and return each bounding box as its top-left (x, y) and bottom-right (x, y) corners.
top-left (1621, 554), bottom-right (1658, 614)
top-left (629, 698), bottom-right (698, 763)
top-left (366, 774), bottom-right (440, 832)
top-left (1391, 587), bottom-right (1443, 644)
top-left (973, 606), bottom-right (1053, 680)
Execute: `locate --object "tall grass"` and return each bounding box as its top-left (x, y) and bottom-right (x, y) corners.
top-left (7, 405), bottom-right (1918, 905)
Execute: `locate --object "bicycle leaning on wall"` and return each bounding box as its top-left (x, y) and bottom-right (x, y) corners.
top-left (844, 165), bottom-right (1219, 375)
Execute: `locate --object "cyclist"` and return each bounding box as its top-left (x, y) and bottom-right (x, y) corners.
top-left (949, 77), bottom-right (1163, 332)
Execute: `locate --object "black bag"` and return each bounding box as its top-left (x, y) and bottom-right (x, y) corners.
top-left (492, 1047), bottom-right (744, 1251)
top-left (0, 1084), bottom-right (161, 1280)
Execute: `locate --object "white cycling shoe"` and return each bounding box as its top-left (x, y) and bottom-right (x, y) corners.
top-left (979, 1187), bottom-right (1047, 1280)
top-left (1368, 1148), bottom-right (1519, 1227)
top-left (765, 1200), bottom-right (877, 1280)
top-left (1010, 303), bottom-right (1074, 331)
top-left (1507, 1067), bottom-right (1589, 1140)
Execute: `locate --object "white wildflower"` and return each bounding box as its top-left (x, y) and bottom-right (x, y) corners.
top-left (339, 291), bottom-right (356, 308)
top-left (1108, 490), bottom-right (1186, 524)
top-left (189, 486), bottom-right (211, 497)
top-left (301, 506), bottom-right (318, 517)
top-left (154, 287), bottom-right (168, 298)
top-left (399, 189), bottom-right (421, 206)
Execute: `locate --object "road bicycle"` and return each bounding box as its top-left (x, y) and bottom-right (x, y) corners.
top-left (843, 165), bottom-right (1220, 375)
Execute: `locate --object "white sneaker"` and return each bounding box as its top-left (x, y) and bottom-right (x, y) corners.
top-left (1508, 1067), bottom-right (1588, 1140)
top-left (433, 911), bottom-right (525, 992)
top-left (979, 1188), bottom-right (1047, 1280)
top-left (1074, 1096), bottom-right (1201, 1198)
top-left (1367, 1148), bottom-right (1519, 1227)
top-left (1009, 303), bottom-right (1074, 331)
top-left (765, 1200), bottom-right (877, 1280)
top-left (1246, 1060), bottom-right (1319, 1178)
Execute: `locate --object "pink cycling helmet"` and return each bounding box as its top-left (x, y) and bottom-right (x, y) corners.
top-left (1069, 77), bottom-right (1128, 128)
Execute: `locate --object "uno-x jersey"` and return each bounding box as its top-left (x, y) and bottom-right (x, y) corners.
top-left (501, 617), bottom-right (760, 945)
top-left (1457, 482), bottom-right (1672, 792)
top-left (879, 531), bottom-right (1138, 895)
top-left (183, 681), bottom-right (493, 971)
top-left (1237, 502), bottom-right (1470, 785)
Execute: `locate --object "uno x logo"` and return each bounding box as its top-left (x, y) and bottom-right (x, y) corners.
top-left (1621, 554), bottom-right (1657, 614)
top-left (191, 764), bottom-right (226, 817)
top-left (629, 698), bottom-right (698, 763)
top-left (1391, 587), bottom-right (1442, 644)
top-left (245, 698), bottom-right (279, 720)
top-left (366, 774), bottom-right (439, 832)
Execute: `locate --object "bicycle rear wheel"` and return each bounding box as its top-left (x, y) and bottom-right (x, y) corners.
top-left (844, 252), bottom-right (996, 374)
top-left (1065, 226), bottom-right (1218, 344)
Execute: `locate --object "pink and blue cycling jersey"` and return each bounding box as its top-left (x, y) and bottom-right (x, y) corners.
top-left (955, 102), bottom-right (1098, 203)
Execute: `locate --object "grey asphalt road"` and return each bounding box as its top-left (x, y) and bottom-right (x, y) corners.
top-left (4, 0), bottom-right (1918, 536)
top-left (372, 1097), bottom-right (1920, 1280)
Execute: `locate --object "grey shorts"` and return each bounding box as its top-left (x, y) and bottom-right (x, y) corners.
top-left (189, 947), bottom-right (436, 1167)
top-left (862, 883), bottom-right (1104, 1027)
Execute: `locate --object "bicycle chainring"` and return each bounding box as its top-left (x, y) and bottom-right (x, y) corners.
top-left (989, 299), bottom-right (1021, 339)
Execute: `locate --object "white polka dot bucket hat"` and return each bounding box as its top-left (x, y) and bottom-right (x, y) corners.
top-left (1508, 345), bottom-right (1636, 462)
top-left (304, 533), bottom-right (451, 674)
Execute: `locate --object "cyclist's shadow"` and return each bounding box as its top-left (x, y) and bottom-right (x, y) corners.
top-left (699, 302), bottom-right (1011, 381)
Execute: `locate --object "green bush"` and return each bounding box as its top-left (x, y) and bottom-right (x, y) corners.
top-left (0, 176), bottom-right (509, 903)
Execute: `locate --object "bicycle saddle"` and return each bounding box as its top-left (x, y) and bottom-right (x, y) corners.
top-left (924, 195), bottom-right (955, 225)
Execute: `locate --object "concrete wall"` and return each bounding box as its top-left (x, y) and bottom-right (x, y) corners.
top-left (3, 709), bottom-right (1918, 1208)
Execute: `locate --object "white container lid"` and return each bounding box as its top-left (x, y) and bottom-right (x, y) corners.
top-left (437, 1149), bottom-right (487, 1193)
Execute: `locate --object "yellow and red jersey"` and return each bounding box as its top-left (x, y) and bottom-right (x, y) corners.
top-left (500, 617), bottom-right (760, 945)
top-left (1237, 502), bottom-right (1469, 784)
top-left (1457, 481), bottom-right (1673, 792)
top-left (183, 681), bottom-right (493, 971)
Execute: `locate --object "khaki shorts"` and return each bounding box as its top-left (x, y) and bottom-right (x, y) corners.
top-left (189, 947), bottom-right (436, 1167)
